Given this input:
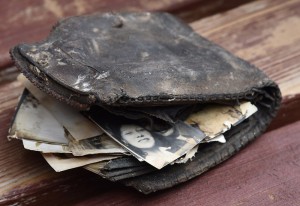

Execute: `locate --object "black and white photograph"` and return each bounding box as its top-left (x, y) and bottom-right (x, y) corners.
top-left (87, 107), bottom-right (205, 169)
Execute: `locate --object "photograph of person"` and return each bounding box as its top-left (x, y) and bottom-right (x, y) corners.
top-left (87, 106), bottom-right (205, 169)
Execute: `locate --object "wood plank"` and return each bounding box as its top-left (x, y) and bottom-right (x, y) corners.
top-left (0, 0), bottom-right (251, 70)
top-left (75, 120), bottom-right (300, 206)
top-left (190, 0), bottom-right (300, 98)
top-left (268, 94), bottom-right (300, 131)
top-left (190, 0), bottom-right (300, 129)
top-left (0, 0), bottom-right (300, 204)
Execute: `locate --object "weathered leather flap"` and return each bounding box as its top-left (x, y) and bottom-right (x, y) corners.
top-left (11, 12), bottom-right (273, 108)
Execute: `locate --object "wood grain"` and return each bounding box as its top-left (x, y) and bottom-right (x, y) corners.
top-left (0, 0), bottom-right (300, 205)
top-left (75, 120), bottom-right (300, 206)
top-left (0, 0), bottom-right (251, 70)
top-left (190, 0), bottom-right (300, 98)
top-left (190, 0), bottom-right (300, 129)
top-left (268, 94), bottom-right (300, 131)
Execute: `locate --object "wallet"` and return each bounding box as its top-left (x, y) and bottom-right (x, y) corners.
top-left (10, 12), bottom-right (281, 194)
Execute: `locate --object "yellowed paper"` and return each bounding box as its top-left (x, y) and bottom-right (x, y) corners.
top-left (42, 153), bottom-right (120, 172)
top-left (186, 102), bottom-right (257, 138)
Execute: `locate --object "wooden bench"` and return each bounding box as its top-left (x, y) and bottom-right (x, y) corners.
top-left (1, 0), bottom-right (299, 205)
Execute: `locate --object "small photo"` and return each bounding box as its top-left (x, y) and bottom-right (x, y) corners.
top-left (87, 107), bottom-right (205, 169)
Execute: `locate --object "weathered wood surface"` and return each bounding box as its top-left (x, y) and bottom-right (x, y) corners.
top-left (0, 0), bottom-right (300, 205)
top-left (191, 0), bottom-right (300, 98)
top-left (76, 120), bottom-right (300, 206)
top-left (0, 0), bottom-right (250, 70)
top-left (190, 0), bottom-right (300, 130)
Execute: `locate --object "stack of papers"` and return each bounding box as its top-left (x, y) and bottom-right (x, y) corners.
top-left (8, 74), bottom-right (257, 178)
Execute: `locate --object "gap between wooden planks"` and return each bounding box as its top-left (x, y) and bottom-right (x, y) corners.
top-left (0, 0), bottom-right (300, 204)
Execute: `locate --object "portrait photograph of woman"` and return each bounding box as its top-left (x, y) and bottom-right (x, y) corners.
top-left (87, 106), bottom-right (205, 169)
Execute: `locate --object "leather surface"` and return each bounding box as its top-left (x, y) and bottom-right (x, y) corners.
top-left (11, 12), bottom-right (271, 107)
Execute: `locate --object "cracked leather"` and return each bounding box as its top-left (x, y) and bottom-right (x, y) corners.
top-left (10, 12), bottom-right (281, 194)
